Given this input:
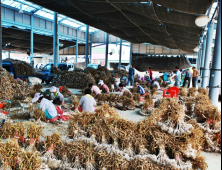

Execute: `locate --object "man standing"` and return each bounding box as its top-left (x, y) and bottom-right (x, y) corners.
top-left (173, 66), bottom-right (181, 88)
top-left (149, 67), bottom-right (153, 80)
top-left (192, 67), bottom-right (199, 88)
top-left (183, 69), bottom-right (192, 88)
top-left (127, 65), bottom-right (135, 86)
top-left (46, 64), bottom-right (55, 85)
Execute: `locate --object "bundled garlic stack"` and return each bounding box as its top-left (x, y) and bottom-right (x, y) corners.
top-left (139, 94), bottom-right (154, 116)
top-left (112, 68), bottom-right (128, 80)
top-left (3, 59), bottom-right (42, 77)
top-left (52, 71), bottom-right (96, 88)
top-left (0, 68), bottom-right (33, 101)
top-left (152, 98), bottom-right (193, 136)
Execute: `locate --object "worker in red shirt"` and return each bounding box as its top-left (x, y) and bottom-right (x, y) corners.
top-left (149, 67), bottom-right (153, 80)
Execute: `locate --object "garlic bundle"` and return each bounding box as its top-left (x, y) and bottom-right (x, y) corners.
top-left (25, 139), bottom-right (36, 152)
top-left (112, 137), bottom-right (119, 150)
top-left (139, 109), bottom-right (154, 117)
top-left (85, 159), bottom-right (96, 170)
top-left (102, 135), bottom-right (108, 144)
top-left (157, 120), bottom-right (193, 136)
top-left (43, 145), bottom-right (56, 159)
top-left (139, 145), bottom-right (150, 155)
top-left (71, 156), bottom-right (83, 169)
top-left (183, 144), bottom-right (197, 159)
top-left (0, 164), bottom-right (12, 170)
top-left (98, 101), bottom-right (104, 106)
top-left (205, 133), bottom-right (221, 152)
top-left (197, 122), bottom-right (221, 134)
top-left (174, 153), bottom-right (192, 170)
top-left (36, 119), bottom-right (46, 127)
top-left (124, 142), bottom-right (135, 157)
top-left (47, 158), bottom-right (61, 169)
top-left (59, 162), bottom-right (71, 170)
top-left (127, 105), bottom-right (136, 110)
top-left (156, 145), bottom-right (169, 165)
top-left (39, 164), bottom-right (50, 170)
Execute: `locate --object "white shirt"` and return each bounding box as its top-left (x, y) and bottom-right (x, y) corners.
top-left (152, 81), bottom-right (161, 90)
top-left (176, 70), bottom-right (181, 80)
top-left (80, 95), bottom-right (97, 113)
top-left (39, 98), bottom-right (57, 117)
top-left (120, 87), bottom-right (132, 96)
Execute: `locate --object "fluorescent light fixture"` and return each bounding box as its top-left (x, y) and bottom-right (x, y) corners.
top-left (195, 15), bottom-right (210, 27)
top-left (193, 46), bottom-right (200, 52)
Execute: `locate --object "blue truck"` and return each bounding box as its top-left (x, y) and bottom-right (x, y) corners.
top-left (2, 62), bottom-right (74, 83)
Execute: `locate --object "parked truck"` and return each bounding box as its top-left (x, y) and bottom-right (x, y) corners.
top-left (2, 61), bottom-right (75, 83)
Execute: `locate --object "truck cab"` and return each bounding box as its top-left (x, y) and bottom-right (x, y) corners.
top-left (2, 62), bottom-right (14, 77)
top-left (40, 63), bottom-right (74, 83)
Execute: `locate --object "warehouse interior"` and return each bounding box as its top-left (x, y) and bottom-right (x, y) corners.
top-left (0, 0), bottom-right (221, 169)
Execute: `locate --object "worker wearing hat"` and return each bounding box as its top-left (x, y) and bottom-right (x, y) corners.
top-left (114, 79), bottom-right (121, 92)
top-left (50, 86), bottom-right (64, 105)
top-left (98, 80), bottom-right (109, 93)
top-left (32, 93), bottom-right (58, 121)
top-left (134, 82), bottom-right (145, 95)
top-left (122, 76), bottom-right (128, 86)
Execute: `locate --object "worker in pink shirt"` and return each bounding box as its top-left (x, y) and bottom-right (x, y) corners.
top-left (119, 83), bottom-right (132, 96)
top-left (89, 83), bottom-right (101, 96)
top-left (98, 80), bottom-right (110, 93)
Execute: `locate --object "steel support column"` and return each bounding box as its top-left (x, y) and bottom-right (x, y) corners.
top-left (85, 25), bottom-right (89, 68)
top-left (57, 22), bottom-right (60, 64)
top-left (8, 51), bottom-right (10, 58)
top-left (200, 36), bottom-right (207, 77)
top-left (202, 22), bottom-right (216, 88)
top-left (53, 12), bottom-right (59, 66)
top-left (129, 43), bottom-right (133, 67)
top-left (105, 33), bottom-right (109, 68)
top-left (30, 15), bottom-right (34, 65)
top-left (0, 1), bottom-right (2, 67)
top-left (90, 34), bottom-right (93, 64)
top-left (76, 30), bottom-right (79, 64)
top-left (119, 39), bottom-right (123, 70)
top-left (209, 1), bottom-right (221, 106)
top-left (197, 51), bottom-right (200, 70)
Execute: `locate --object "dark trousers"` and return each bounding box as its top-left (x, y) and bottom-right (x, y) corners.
top-left (183, 77), bottom-right (191, 88)
top-left (192, 77), bottom-right (198, 88)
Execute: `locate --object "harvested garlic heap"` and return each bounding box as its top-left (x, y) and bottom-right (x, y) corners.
top-left (0, 68), bottom-right (33, 101)
top-left (152, 98), bottom-right (194, 136)
top-left (52, 71), bottom-right (96, 89)
top-left (85, 66), bottom-right (113, 85)
top-left (0, 105), bottom-right (209, 170)
top-left (67, 103), bottom-right (208, 170)
top-left (140, 94), bottom-right (155, 116)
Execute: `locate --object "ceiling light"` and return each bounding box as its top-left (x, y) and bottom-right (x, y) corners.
top-left (195, 15), bottom-right (210, 27)
top-left (193, 46), bottom-right (200, 52)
